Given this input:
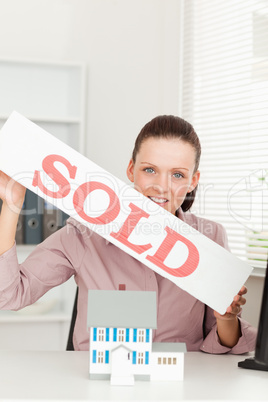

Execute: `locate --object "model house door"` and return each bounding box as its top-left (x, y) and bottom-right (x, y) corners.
top-left (110, 346), bottom-right (134, 385)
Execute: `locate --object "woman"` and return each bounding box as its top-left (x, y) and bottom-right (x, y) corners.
top-left (0, 115), bottom-right (257, 352)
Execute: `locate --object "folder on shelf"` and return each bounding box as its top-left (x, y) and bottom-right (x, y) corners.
top-left (43, 202), bottom-right (70, 239)
top-left (57, 209), bottom-right (70, 228)
top-left (43, 201), bottom-right (58, 240)
top-left (24, 189), bottom-right (43, 244)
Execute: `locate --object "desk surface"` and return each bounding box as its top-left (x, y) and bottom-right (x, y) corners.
top-left (0, 351), bottom-right (267, 401)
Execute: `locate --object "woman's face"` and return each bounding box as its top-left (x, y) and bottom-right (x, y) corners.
top-left (127, 137), bottom-right (200, 215)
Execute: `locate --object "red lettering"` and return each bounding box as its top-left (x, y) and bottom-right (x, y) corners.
top-left (110, 203), bottom-right (152, 254)
top-left (146, 226), bottom-right (199, 277)
top-left (73, 181), bottom-right (120, 225)
top-left (32, 154), bottom-right (77, 198)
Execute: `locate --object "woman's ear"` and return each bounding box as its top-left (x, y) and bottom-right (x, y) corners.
top-left (126, 159), bottom-right (135, 183)
top-left (188, 170), bottom-right (200, 193)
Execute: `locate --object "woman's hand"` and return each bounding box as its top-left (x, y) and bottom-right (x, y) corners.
top-left (0, 171), bottom-right (26, 255)
top-left (213, 286), bottom-right (247, 348)
top-left (0, 170), bottom-right (26, 212)
top-left (214, 285), bottom-right (247, 321)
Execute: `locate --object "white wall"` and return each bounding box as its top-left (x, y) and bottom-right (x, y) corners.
top-left (0, 0), bottom-right (181, 180)
top-left (243, 275), bottom-right (264, 329)
top-left (0, 0), bottom-right (263, 331)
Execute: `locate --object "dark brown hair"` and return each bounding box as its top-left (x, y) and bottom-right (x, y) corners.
top-left (132, 115), bottom-right (201, 212)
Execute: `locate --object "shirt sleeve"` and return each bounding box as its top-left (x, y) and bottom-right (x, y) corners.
top-left (199, 222), bottom-right (257, 354)
top-left (0, 221), bottom-right (85, 311)
top-left (200, 305), bottom-right (257, 354)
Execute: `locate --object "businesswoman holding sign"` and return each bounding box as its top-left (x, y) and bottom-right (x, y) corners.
top-left (0, 115), bottom-right (256, 352)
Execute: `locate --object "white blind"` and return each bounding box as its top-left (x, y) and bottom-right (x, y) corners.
top-left (181, 0), bottom-right (268, 273)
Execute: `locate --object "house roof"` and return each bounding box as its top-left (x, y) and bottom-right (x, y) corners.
top-left (87, 290), bottom-right (157, 329)
top-left (152, 342), bottom-right (187, 353)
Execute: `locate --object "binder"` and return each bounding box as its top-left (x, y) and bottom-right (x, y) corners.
top-left (15, 210), bottom-right (24, 244)
top-left (43, 201), bottom-right (58, 239)
top-left (57, 209), bottom-right (70, 228)
top-left (24, 190), bottom-right (43, 244)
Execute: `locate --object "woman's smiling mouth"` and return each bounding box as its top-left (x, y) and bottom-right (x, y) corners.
top-left (148, 196), bottom-right (169, 205)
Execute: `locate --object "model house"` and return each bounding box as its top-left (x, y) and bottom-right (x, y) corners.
top-left (87, 289), bottom-right (186, 385)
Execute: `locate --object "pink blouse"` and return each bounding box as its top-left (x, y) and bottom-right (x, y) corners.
top-left (0, 208), bottom-right (257, 353)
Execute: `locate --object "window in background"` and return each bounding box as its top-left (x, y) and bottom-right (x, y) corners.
top-left (181, 0), bottom-right (268, 274)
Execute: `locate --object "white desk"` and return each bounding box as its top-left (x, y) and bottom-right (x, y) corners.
top-left (0, 351), bottom-right (267, 401)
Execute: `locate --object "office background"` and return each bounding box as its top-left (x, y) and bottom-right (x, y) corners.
top-left (0, 0), bottom-right (266, 349)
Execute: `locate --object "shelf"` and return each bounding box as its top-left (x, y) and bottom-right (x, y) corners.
top-left (16, 244), bottom-right (36, 264)
top-left (0, 57), bottom-right (86, 154)
top-left (16, 244), bottom-right (36, 252)
top-left (0, 115), bottom-right (82, 124)
top-left (0, 57), bottom-right (86, 68)
top-left (0, 58), bottom-right (84, 348)
top-left (0, 312), bottom-right (71, 323)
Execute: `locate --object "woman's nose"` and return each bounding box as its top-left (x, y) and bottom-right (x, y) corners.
top-left (152, 173), bottom-right (170, 194)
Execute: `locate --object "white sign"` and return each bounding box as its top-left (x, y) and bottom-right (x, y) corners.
top-left (0, 112), bottom-right (253, 314)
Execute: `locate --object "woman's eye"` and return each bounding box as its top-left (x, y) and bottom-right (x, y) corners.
top-left (144, 167), bottom-right (155, 174)
top-left (173, 172), bottom-right (183, 179)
